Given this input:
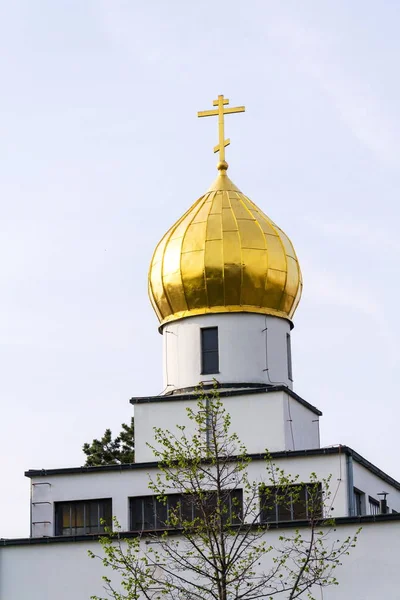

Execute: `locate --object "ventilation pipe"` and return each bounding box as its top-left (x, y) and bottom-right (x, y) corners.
top-left (377, 492), bottom-right (388, 514)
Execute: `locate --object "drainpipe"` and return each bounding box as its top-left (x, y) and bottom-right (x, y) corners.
top-left (346, 453), bottom-right (354, 517)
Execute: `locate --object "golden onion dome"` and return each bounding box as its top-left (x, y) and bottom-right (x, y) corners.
top-left (148, 162), bottom-right (302, 327)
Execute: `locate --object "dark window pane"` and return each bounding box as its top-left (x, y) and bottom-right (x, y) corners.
top-left (73, 503), bottom-right (85, 535)
top-left (192, 491), bottom-right (217, 522)
top-left (167, 495), bottom-right (181, 527)
top-left (55, 499), bottom-right (111, 536)
top-left (306, 484), bottom-right (323, 519)
top-left (277, 501), bottom-right (292, 522)
top-left (201, 328), bottom-right (218, 351)
top-left (155, 497), bottom-right (168, 529)
top-left (55, 503), bottom-right (71, 536)
top-left (87, 502), bottom-right (99, 533)
top-left (181, 495), bottom-right (193, 523)
top-left (230, 489), bottom-right (243, 524)
top-left (260, 487), bottom-right (278, 522)
top-left (130, 498), bottom-right (144, 531)
top-left (260, 484), bottom-right (322, 524)
top-left (143, 497), bottom-right (155, 530)
top-left (292, 486), bottom-right (307, 520)
top-left (201, 328), bottom-right (219, 374)
top-left (202, 350), bottom-right (219, 374)
top-left (101, 500), bottom-right (112, 530)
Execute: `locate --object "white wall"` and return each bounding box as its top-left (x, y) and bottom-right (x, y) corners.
top-left (29, 451), bottom-right (349, 537)
top-left (162, 313), bottom-right (293, 391)
top-left (283, 394), bottom-right (320, 451)
top-left (352, 460), bottom-right (400, 514)
top-left (246, 452), bottom-right (349, 519)
top-left (135, 390), bottom-right (320, 463)
top-left (2, 519), bottom-right (400, 600)
top-left (31, 469), bottom-right (151, 537)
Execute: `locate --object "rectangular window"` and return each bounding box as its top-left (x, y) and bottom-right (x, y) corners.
top-left (369, 496), bottom-right (380, 515)
top-left (260, 483), bottom-right (323, 523)
top-left (353, 488), bottom-right (365, 515)
top-left (286, 333), bottom-right (293, 381)
top-left (129, 490), bottom-right (242, 531)
top-left (55, 499), bottom-right (112, 536)
top-left (201, 327), bottom-right (219, 375)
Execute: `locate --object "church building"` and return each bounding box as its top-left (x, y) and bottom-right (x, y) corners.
top-left (1, 96), bottom-right (400, 600)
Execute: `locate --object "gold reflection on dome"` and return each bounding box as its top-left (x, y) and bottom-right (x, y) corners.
top-left (148, 95), bottom-right (302, 326)
top-left (148, 164), bottom-right (302, 326)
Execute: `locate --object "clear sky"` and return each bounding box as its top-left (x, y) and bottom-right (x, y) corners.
top-left (1, 0), bottom-right (400, 538)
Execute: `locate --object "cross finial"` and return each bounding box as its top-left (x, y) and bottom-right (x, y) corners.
top-left (198, 94), bottom-right (245, 170)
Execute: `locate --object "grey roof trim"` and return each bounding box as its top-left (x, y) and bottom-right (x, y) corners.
top-left (130, 384), bottom-right (323, 417)
top-left (2, 512), bottom-right (400, 547)
top-left (24, 446), bottom-right (400, 491)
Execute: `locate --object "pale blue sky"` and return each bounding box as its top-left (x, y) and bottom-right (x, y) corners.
top-left (1, 1), bottom-right (400, 538)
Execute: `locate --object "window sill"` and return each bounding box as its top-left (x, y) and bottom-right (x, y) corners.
top-left (200, 372), bottom-right (220, 376)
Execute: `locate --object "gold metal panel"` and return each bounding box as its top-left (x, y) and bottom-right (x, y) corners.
top-left (250, 209), bottom-right (277, 237)
top-left (241, 248), bottom-right (268, 306)
top-left (208, 172), bottom-right (241, 193)
top-left (182, 222), bottom-right (207, 253)
top-left (229, 194), bottom-right (254, 220)
top-left (221, 191), bottom-right (231, 208)
top-left (162, 238), bottom-right (187, 313)
top-left (279, 291), bottom-right (296, 316)
top-left (205, 239), bottom-right (224, 306)
top-left (264, 235), bottom-right (285, 269)
top-left (284, 256), bottom-right (299, 299)
top-left (222, 207), bottom-right (238, 231)
top-left (162, 237), bottom-right (182, 278)
top-left (210, 192), bottom-right (222, 215)
top-left (181, 250), bottom-right (207, 309)
top-left (222, 230), bottom-right (241, 264)
top-left (263, 268), bottom-right (287, 308)
top-left (191, 199), bottom-right (211, 224)
top-left (206, 213), bottom-right (222, 241)
top-left (149, 257), bottom-right (173, 317)
top-left (148, 286), bottom-right (163, 322)
top-left (163, 274), bottom-right (188, 313)
top-left (276, 228), bottom-right (297, 259)
top-left (148, 165), bottom-right (302, 325)
top-left (237, 219), bottom-right (265, 250)
top-left (171, 205), bottom-right (197, 240)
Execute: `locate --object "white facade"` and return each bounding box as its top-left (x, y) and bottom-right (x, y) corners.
top-left (134, 388), bottom-right (320, 463)
top-left (27, 447), bottom-right (400, 539)
top-left (3, 167), bottom-right (400, 599)
top-left (162, 313), bottom-right (293, 392)
top-left (2, 519), bottom-right (400, 600)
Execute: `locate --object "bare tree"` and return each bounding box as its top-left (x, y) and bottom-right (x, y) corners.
top-left (89, 385), bottom-right (359, 600)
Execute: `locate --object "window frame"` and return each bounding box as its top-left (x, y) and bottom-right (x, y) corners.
top-left (129, 489), bottom-right (243, 532)
top-left (368, 496), bottom-right (380, 515)
top-left (353, 487), bottom-right (366, 516)
top-left (260, 483), bottom-right (323, 523)
top-left (54, 498), bottom-right (112, 536)
top-left (200, 327), bottom-right (220, 375)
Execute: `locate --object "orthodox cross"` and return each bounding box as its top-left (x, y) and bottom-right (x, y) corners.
top-left (198, 95), bottom-right (245, 164)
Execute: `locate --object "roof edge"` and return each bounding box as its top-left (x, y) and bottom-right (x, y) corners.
top-left (3, 512), bottom-right (400, 547)
top-left (129, 384), bottom-right (322, 416)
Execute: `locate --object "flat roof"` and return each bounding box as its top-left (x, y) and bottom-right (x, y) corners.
top-left (24, 446), bottom-right (400, 491)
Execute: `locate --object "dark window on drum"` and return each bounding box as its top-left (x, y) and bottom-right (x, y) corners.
top-left (201, 327), bottom-right (219, 374)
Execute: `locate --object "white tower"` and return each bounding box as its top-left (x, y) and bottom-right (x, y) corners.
top-left (135, 95), bottom-right (319, 462)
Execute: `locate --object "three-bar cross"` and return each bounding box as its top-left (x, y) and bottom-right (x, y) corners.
top-left (198, 95), bottom-right (245, 164)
